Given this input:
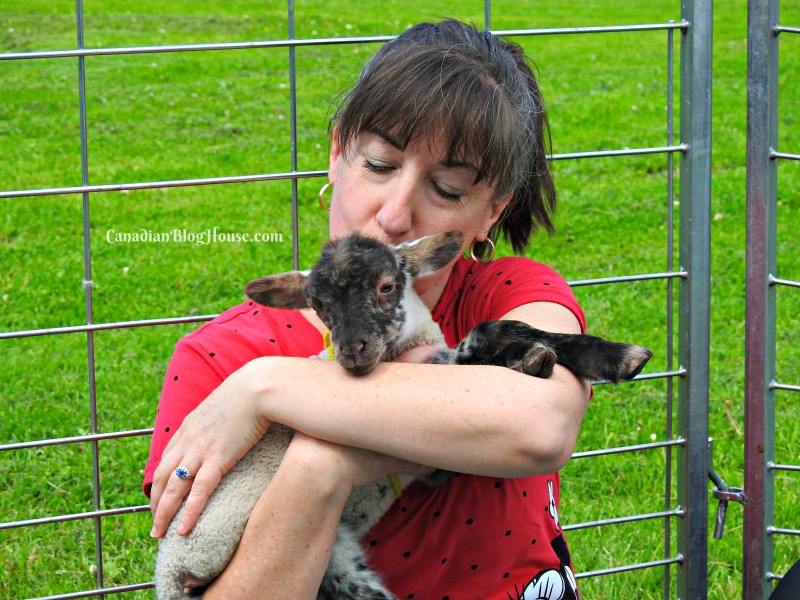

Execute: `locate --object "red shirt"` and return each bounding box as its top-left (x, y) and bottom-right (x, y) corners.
top-left (144, 256), bottom-right (585, 600)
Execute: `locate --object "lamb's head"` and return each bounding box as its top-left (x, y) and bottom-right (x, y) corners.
top-left (245, 231), bottom-right (463, 375)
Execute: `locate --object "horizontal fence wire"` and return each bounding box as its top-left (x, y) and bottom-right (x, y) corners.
top-left (768, 527), bottom-right (800, 536)
top-left (0, 505), bottom-right (151, 531)
top-left (0, 271), bottom-right (685, 342)
top-left (575, 555), bottom-right (684, 580)
top-left (30, 582), bottom-right (155, 600)
top-left (563, 508), bottom-right (685, 532)
top-left (771, 151), bottom-right (800, 160)
top-left (0, 170), bottom-right (328, 200)
top-left (0, 21), bottom-right (688, 63)
top-left (0, 428), bottom-right (153, 453)
top-left (770, 275), bottom-right (800, 288)
top-left (1, 13), bottom-right (688, 598)
top-left (771, 382), bottom-right (800, 392)
top-left (572, 438), bottom-right (685, 460)
top-left (0, 146), bottom-right (687, 201)
top-left (770, 463), bottom-right (800, 472)
top-left (0, 315), bottom-right (217, 340)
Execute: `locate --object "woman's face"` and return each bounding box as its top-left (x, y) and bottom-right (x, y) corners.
top-left (327, 129), bottom-right (510, 254)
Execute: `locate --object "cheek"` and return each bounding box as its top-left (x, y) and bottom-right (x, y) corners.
top-left (327, 181), bottom-right (375, 239)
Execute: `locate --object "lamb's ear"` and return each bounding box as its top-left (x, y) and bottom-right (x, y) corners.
top-left (394, 231), bottom-right (464, 278)
top-left (244, 271), bottom-right (310, 309)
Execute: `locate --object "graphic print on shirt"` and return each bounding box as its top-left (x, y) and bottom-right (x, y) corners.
top-left (512, 479), bottom-right (579, 600)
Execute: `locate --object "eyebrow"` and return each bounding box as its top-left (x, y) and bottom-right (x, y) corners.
top-left (367, 128), bottom-right (480, 174)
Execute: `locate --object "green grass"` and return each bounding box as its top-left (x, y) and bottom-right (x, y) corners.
top-left (2, 0), bottom-right (799, 598)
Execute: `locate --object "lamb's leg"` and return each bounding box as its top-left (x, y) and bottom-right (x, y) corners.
top-left (154, 427), bottom-right (294, 600)
top-left (318, 524), bottom-right (398, 600)
top-left (449, 320), bottom-right (652, 384)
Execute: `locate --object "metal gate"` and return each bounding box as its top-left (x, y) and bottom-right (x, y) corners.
top-left (745, 0), bottom-right (800, 597)
top-left (0, 0), bottom-right (763, 598)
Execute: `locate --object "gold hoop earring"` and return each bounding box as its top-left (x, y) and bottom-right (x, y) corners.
top-left (469, 238), bottom-right (495, 263)
top-left (318, 182), bottom-right (332, 211)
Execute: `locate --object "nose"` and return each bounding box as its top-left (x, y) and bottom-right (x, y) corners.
top-left (375, 181), bottom-right (414, 238)
top-left (340, 339), bottom-right (366, 360)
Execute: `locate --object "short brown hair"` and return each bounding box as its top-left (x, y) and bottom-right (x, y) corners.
top-left (330, 20), bottom-right (556, 256)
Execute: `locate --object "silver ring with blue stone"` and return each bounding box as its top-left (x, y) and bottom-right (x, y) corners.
top-left (175, 466), bottom-right (192, 480)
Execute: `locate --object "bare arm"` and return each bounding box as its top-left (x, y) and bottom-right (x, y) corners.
top-left (254, 302), bottom-right (588, 475)
top-left (201, 433), bottom-right (433, 600)
top-left (150, 302), bottom-right (590, 538)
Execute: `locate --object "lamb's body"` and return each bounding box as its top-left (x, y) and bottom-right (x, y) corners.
top-left (154, 231), bottom-right (652, 600)
top-left (156, 426), bottom-right (418, 599)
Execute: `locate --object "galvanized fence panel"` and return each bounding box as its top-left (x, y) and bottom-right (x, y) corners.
top-left (0, 1), bottom-right (712, 598)
top-left (745, 0), bottom-right (800, 597)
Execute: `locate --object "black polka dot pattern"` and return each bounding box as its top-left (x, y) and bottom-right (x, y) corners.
top-left (363, 474), bottom-right (566, 599)
top-left (150, 262), bottom-right (581, 598)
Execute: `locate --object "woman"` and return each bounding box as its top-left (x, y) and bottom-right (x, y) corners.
top-left (146, 20), bottom-right (590, 600)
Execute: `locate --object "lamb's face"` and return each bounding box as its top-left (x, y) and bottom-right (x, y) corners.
top-left (304, 236), bottom-right (410, 375)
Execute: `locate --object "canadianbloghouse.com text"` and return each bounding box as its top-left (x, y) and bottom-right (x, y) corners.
top-left (105, 227), bottom-right (283, 246)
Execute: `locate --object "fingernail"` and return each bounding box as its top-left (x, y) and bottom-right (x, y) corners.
top-left (149, 526), bottom-right (158, 538)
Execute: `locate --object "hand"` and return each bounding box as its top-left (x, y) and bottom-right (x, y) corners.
top-left (393, 342), bottom-right (446, 365)
top-left (149, 362), bottom-right (271, 539)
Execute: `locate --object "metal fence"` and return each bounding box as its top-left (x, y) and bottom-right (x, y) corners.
top-left (745, 0), bottom-right (800, 597)
top-left (0, 1), bottom-right (716, 598)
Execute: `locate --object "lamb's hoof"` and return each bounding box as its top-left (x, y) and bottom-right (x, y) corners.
top-left (181, 575), bottom-right (211, 597)
top-left (620, 345), bottom-right (654, 381)
top-left (518, 343), bottom-right (557, 378)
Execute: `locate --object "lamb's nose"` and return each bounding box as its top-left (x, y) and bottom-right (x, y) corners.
top-left (341, 340), bottom-right (366, 360)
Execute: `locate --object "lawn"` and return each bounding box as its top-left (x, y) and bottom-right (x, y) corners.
top-left (1, 0), bottom-right (799, 598)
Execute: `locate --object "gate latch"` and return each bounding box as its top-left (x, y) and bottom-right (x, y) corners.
top-left (708, 438), bottom-right (747, 540)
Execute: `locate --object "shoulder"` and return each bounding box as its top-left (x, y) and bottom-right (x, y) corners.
top-left (176, 300), bottom-right (324, 376)
top-left (435, 257), bottom-right (584, 343)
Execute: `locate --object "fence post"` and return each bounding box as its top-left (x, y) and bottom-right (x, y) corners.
top-left (676, 0), bottom-right (713, 598)
top-left (744, 0), bottom-right (780, 597)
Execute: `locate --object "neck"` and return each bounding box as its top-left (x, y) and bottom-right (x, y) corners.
top-left (300, 308), bottom-right (327, 334)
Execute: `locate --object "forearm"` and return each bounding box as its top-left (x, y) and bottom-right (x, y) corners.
top-left (245, 357), bottom-right (590, 477)
top-left (203, 440), bottom-right (350, 599)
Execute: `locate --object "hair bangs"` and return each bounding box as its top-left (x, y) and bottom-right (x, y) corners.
top-left (335, 47), bottom-right (521, 199)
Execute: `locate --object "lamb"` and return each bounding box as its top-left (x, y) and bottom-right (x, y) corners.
top-left (154, 230), bottom-right (652, 600)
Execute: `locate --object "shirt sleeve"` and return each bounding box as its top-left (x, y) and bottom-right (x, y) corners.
top-left (481, 258), bottom-right (586, 332)
top-left (447, 257), bottom-right (586, 344)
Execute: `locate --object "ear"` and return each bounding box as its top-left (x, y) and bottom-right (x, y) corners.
top-left (244, 271), bottom-right (310, 309)
top-left (394, 231), bottom-right (464, 278)
top-left (476, 192), bottom-right (514, 241)
top-left (327, 125), bottom-right (343, 183)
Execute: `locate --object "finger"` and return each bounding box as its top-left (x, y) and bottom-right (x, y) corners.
top-left (150, 467), bottom-right (196, 538)
top-left (173, 465), bottom-right (224, 536)
top-left (149, 451), bottom-right (188, 518)
top-left (394, 343), bottom-right (446, 364)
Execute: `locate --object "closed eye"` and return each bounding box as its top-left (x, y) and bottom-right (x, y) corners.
top-left (434, 183), bottom-right (462, 202)
top-left (362, 159), bottom-right (393, 174)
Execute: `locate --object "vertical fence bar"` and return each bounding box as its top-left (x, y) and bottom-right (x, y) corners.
top-left (677, 0), bottom-right (713, 598)
top-left (288, 0), bottom-right (301, 269)
top-left (744, 0), bottom-right (780, 597)
top-left (664, 26), bottom-right (676, 600)
top-left (75, 0), bottom-right (105, 596)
